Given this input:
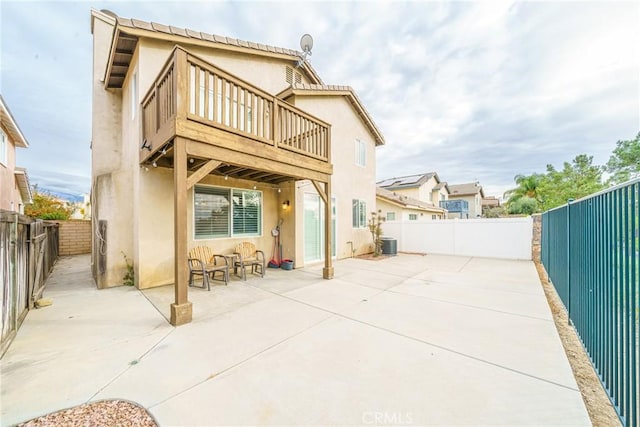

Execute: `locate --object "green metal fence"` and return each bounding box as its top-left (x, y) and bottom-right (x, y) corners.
top-left (541, 178), bottom-right (639, 427)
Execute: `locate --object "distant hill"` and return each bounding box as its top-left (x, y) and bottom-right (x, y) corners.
top-left (42, 189), bottom-right (84, 203)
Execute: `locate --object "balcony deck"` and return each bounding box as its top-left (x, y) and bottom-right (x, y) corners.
top-left (140, 47), bottom-right (332, 184)
top-left (138, 47), bottom-right (335, 324)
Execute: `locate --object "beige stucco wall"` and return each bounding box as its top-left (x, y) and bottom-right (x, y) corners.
top-left (136, 168), bottom-right (289, 289)
top-left (419, 177), bottom-right (435, 201)
top-left (0, 124), bottom-right (24, 212)
top-left (91, 16), bottom-right (131, 288)
top-left (138, 38), bottom-right (311, 101)
top-left (434, 186), bottom-right (449, 205)
top-left (290, 95), bottom-right (377, 261)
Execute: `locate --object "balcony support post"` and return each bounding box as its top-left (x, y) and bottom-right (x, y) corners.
top-left (322, 178), bottom-right (334, 279)
top-left (170, 136), bottom-right (192, 325)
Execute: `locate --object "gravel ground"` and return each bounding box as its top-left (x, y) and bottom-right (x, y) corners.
top-left (18, 400), bottom-right (157, 427)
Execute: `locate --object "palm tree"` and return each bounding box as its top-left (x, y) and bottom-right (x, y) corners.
top-left (503, 174), bottom-right (543, 204)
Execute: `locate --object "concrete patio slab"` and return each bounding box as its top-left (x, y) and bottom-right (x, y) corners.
top-left (0, 253), bottom-right (590, 426)
top-left (92, 295), bottom-right (331, 407)
top-left (339, 269), bottom-right (407, 290)
top-left (152, 316), bottom-right (587, 426)
top-left (143, 280), bottom-right (273, 323)
top-left (390, 277), bottom-right (553, 320)
top-left (282, 278), bottom-right (383, 313)
top-left (0, 255), bottom-right (172, 426)
top-left (344, 289), bottom-right (577, 389)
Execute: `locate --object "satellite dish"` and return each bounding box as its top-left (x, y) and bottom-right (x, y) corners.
top-left (300, 34), bottom-right (313, 55)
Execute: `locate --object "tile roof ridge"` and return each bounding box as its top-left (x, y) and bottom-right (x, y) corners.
top-left (115, 13), bottom-right (307, 58)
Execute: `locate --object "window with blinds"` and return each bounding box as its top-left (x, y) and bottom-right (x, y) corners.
top-left (352, 199), bottom-right (366, 228)
top-left (232, 189), bottom-right (261, 236)
top-left (194, 186), bottom-right (262, 239)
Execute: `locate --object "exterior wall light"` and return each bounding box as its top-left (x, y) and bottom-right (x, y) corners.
top-left (282, 200), bottom-right (290, 209)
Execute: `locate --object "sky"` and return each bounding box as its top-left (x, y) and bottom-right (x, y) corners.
top-left (1, 0), bottom-right (638, 200)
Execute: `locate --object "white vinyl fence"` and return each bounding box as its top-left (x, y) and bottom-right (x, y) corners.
top-left (383, 217), bottom-right (533, 260)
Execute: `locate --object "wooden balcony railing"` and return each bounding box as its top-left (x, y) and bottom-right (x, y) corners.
top-left (141, 47), bottom-right (330, 164)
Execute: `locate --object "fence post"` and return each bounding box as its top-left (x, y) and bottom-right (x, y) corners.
top-left (566, 198), bottom-right (574, 325)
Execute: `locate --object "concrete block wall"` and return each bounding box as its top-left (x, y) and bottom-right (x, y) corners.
top-left (58, 220), bottom-right (92, 256)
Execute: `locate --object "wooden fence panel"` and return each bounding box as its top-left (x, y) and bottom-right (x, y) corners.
top-left (0, 211), bottom-right (59, 358)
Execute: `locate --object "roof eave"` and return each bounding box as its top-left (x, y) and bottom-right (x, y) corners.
top-left (14, 168), bottom-right (32, 204)
top-left (376, 193), bottom-right (445, 213)
top-left (107, 24), bottom-right (323, 86)
top-left (0, 95), bottom-right (29, 148)
top-left (376, 195), bottom-right (409, 209)
top-left (281, 86), bottom-right (385, 147)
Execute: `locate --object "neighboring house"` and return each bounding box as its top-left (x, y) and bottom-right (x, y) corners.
top-left (70, 194), bottom-right (92, 219)
top-left (90, 10), bottom-right (384, 324)
top-left (377, 172), bottom-right (449, 206)
top-left (448, 182), bottom-right (485, 218)
top-left (482, 196), bottom-right (501, 215)
top-left (440, 199), bottom-right (468, 219)
top-left (0, 95), bottom-right (32, 214)
top-left (376, 187), bottom-right (446, 221)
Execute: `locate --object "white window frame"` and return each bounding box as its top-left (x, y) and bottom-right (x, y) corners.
top-left (409, 214), bottom-right (418, 221)
top-left (355, 139), bottom-right (366, 167)
top-left (386, 212), bottom-right (396, 221)
top-left (0, 129), bottom-right (6, 166)
top-left (352, 199), bottom-right (367, 228)
top-left (193, 184), bottom-right (263, 240)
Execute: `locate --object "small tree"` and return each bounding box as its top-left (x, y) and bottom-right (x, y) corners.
top-left (483, 206), bottom-right (506, 218)
top-left (507, 196), bottom-right (538, 215)
top-left (606, 132), bottom-right (640, 185)
top-left (24, 186), bottom-right (73, 220)
top-left (368, 210), bottom-right (385, 257)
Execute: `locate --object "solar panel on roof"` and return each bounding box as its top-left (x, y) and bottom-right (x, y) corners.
top-left (377, 179), bottom-right (397, 186)
top-left (395, 175), bottom-right (422, 185)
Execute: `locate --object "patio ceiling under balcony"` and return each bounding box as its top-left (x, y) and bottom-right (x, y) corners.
top-left (146, 142), bottom-right (298, 185)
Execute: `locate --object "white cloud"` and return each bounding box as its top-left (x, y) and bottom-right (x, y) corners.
top-left (1, 0), bottom-right (638, 200)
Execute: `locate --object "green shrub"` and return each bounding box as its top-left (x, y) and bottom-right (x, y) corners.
top-left (507, 197), bottom-right (538, 215)
top-left (25, 187), bottom-right (73, 220)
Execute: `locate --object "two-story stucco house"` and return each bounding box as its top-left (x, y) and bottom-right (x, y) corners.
top-left (448, 182), bottom-right (485, 218)
top-left (90, 10), bottom-right (384, 324)
top-left (376, 172), bottom-right (448, 220)
top-left (0, 95), bottom-right (32, 214)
